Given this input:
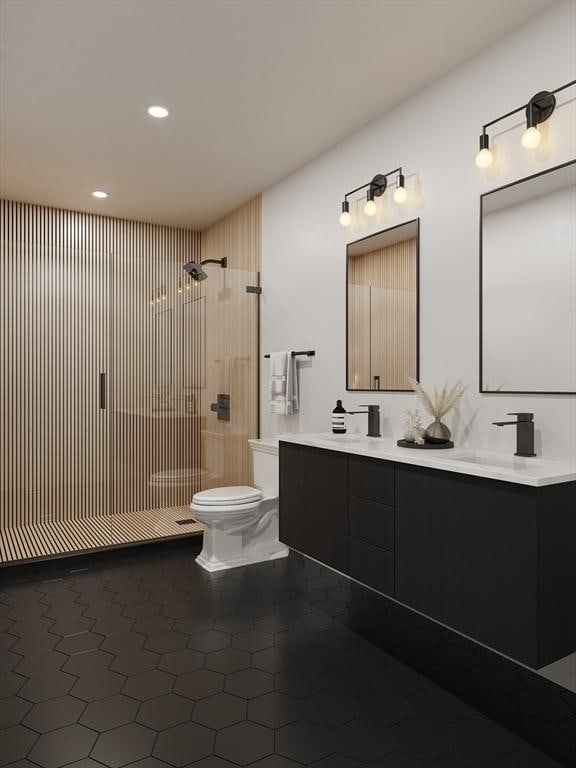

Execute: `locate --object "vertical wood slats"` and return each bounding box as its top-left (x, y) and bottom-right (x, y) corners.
top-left (348, 237), bottom-right (417, 390)
top-left (200, 197), bottom-right (261, 489)
top-left (0, 199), bottom-right (203, 562)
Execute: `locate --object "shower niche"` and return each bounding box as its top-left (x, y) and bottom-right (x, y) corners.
top-left (0, 198), bottom-right (260, 564)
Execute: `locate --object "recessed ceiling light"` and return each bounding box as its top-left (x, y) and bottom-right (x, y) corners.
top-left (147, 105), bottom-right (169, 119)
top-left (92, 190), bottom-right (108, 199)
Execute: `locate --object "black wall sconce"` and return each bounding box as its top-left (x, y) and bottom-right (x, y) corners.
top-left (339, 167), bottom-right (407, 227)
top-left (475, 79), bottom-right (575, 169)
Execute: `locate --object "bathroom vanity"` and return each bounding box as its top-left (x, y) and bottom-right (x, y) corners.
top-left (279, 435), bottom-right (576, 668)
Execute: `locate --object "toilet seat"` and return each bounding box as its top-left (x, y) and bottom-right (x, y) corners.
top-left (192, 486), bottom-right (262, 506)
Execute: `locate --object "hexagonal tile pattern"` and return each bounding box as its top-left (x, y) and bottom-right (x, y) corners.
top-left (111, 649), bottom-right (159, 675)
top-left (205, 648), bottom-right (251, 674)
top-left (71, 671), bottom-right (126, 702)
top-left (80, 694), bottom-right (139, 731)
top-left (91, 722), bottom-right (156, 767)
top-left (23, 695), bottom-right (85, 733)
top-left (225, 668), bottom-right (273, 699)
top-left (0, 542), bottom-right (567, 768)
top-left (28, 723), bottom-right (97, 768)
top-left (194, 693), bottom-right (247, 729)
top-left (154, 721), bottom-right (215, 766)
top-left (136, 693), bottom-right (193, 730)
top-left (0, 723), bottom-right (39, 764)
top-left (122, 669), bottom-right (174, 700)
top-left (248, 692), bottom-right (302, 728)
top-left (215, 721), bottom-right (274, 765)
top-left (14, 650), bottom-right (67, 678)
top-left (156, 648), bottom-right (204, 676)
top-left (174, 668), bottom-right (225, 700)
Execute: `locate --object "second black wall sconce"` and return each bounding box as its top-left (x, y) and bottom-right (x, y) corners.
top-left (475, 79), bottom-right (575, 169)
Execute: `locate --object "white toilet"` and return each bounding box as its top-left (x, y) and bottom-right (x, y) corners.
top-left (191, 438), bottom-right (289, 571)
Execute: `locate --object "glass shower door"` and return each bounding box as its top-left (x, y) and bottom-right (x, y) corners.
top-left (0, 241), bottom-right (110, 562)
top-left (201, 265), bottom-right (260, 490)
top-left (108, 251), bottom-right (205, 543)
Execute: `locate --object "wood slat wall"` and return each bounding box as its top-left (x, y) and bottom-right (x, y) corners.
top-left (0, 199), bottom-right (203, 557)
top-left (200, 197), bottom-right (261, 488)
top-left (348, 237), bottom-right (417, 390)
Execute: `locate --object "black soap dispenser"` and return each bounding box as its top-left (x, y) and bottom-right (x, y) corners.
top-left (332, 400), bottom-right (347, 434)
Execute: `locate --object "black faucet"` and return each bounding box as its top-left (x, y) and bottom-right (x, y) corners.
top-left (492, 412), bottom-right (536, 457)
top-left (348, 405), bottom-right (381, 437)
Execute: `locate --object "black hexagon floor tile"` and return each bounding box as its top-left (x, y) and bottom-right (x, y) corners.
top-left (188, 630), bottom-right (231, 653)
top-left (91, 722), bottom-right (156, 768)
top-left (276, 720), bottom-right (334, 764)
top-left (23, 695), bottom-right (86, 733)
top-left (28, 723), bottom-right (97, 768)
top-left (1, 543), bottom-right (570, 768)
top-left (80, 694), bottom-right (139, 731)
top-left (153, 721), bottom-right (215, 766)
top-left (215, 721), bottom-right (274, 765)
top-left (136, 693), bottom-right (193, 730)
top-left (173, 668), bottom-right (225, 700)
top-left (194, 692), bottom-right (246, 730)
top-left (19, 670), bottom-right (76, 703)
top-left (224, 668), bottom-right (273, 699)
top-left (205, 648), bottom-right (251, 674)
top-left (158, 647), bottom-right (205, 674)
top-left (248, 691), bottom-right (302, 728)
top-left (0, 724), bottom-right (39, 764)
top-left (122, 669), bottom-right (175, 700)
top-left (70, 670), bottom-right (126, 702)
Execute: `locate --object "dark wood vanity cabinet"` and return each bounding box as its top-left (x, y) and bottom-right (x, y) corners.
top-left (279, 442), bottom-right (348, 571)
top-left (279, 441), bottom-right (576, 668)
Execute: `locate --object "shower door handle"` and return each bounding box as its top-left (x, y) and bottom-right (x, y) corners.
top-left (99, 372), bottom-right (107, 410)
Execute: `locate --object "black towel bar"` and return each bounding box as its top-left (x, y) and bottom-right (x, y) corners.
top-left (264, 350), bottom-right (315, 358)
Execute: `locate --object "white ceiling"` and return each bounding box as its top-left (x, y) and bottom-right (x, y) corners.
top-left (0, 0), bottom-right (556, 230)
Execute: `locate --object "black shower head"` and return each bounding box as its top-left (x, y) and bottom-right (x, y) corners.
top-left (183, 257), bottom-right (227, 281)
top-left (183, 261), bottom-right (208, 281)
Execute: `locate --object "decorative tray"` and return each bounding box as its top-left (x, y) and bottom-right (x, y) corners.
top-left (397, 439), bottom-right (454, 450)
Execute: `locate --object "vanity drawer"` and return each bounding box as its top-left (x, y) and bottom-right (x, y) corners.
top-left (348, 496), bottom-right (394, 552)
top-left (348, 536), bottom-right (395, 596)
top-left (348, 456), bottom-right (395, 506)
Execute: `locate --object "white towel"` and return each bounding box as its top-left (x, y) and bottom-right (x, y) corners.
top-left (269, 351), bottom-right (299, 415)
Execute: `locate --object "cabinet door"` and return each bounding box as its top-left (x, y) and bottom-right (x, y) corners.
top-left (279, 442), bottom-right (304, 552)
top-left (396, 465), bottom-right (539, 665)
top-left (300, 446), bottom-right (348, 571)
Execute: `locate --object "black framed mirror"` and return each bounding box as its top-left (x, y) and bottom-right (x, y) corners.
top-left (480, 160), bottom-right (576, 394)
top-left (346, 219), bottom-right (420, 391)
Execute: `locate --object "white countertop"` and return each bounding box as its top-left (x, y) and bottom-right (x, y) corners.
top-left (275, 433), bottom-right (576, 487)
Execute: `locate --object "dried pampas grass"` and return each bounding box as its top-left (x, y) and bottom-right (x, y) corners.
top-left (407, 377), bottom-right (468, 420)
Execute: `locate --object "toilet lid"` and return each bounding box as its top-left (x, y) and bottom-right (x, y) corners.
top-left (192, 486), bottom-right (262, 506)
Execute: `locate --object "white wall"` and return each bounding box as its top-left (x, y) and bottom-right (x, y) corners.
top-left (261, 1), bottom-right (576, 460)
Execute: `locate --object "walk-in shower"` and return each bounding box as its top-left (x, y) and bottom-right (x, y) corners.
top-left (0, 198), bottom-right (260, 564)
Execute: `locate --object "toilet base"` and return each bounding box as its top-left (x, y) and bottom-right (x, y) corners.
top-left (196, 543), bottom-right (289, 572)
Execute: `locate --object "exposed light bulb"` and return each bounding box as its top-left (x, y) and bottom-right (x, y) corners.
top-left (92, 190), bottom-right (108, 199)
top-left (364, 199), bottom-right (377, 216)
top-left (147, 105), bottom-right (169, 119)
top-left (393, 186), bottom-right (408, 204)
top-left (521, 126), bottom-right (542, 149)
top-left (475, 148), bottom-right (494, 169)
top-left (339, 211), bottom-right (352, 227)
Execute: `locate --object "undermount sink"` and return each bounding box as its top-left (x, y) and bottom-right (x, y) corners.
top-left (451, 452), bottom-right (543, 471)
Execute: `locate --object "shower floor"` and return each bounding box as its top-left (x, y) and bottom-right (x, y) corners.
top-left (0, 506), bottom-right (203, 564)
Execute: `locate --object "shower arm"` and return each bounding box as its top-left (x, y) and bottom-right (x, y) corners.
top-left (201, 257), bottom-right (227, 268)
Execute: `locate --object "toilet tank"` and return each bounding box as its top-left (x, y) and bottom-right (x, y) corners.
top-left (248, 438), bottom-right (279, 494)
